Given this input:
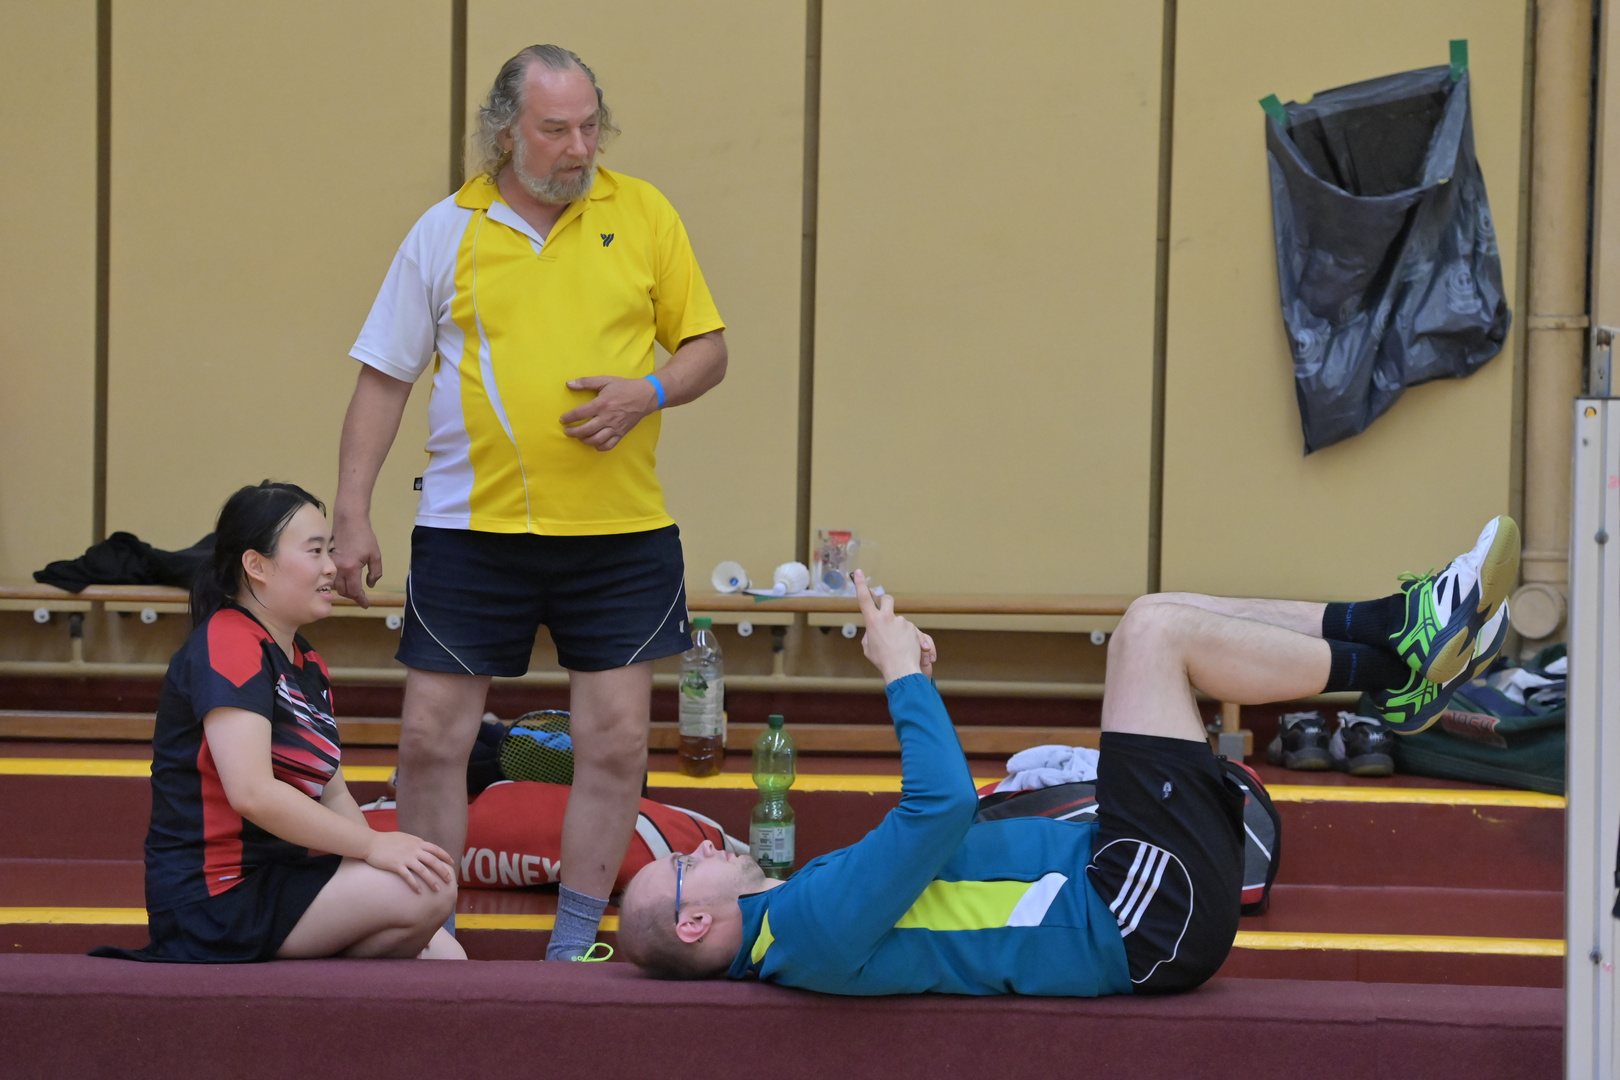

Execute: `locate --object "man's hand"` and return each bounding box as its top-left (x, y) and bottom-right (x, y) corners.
top-left (332, 510), bottom-right (382, 608)
top-left (854, 569), bottom-right (937, 684)
top-left (334, 364), bottom-right (413, 608)
top-left (560, 375), bottom-right (660, 451)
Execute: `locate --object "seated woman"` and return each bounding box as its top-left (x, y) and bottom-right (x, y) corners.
top-left (96, 481), bottom-right (461, 962)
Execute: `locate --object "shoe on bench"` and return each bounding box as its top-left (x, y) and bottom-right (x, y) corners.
top-left (1390, 516), bottom-right (1520, 686)
top-left (1266, 710), bottom-right (1333, 771)
top-left (1329, 711), bottom-right (1394, 777)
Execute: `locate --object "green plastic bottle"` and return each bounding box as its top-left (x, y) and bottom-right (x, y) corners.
top-left (749, 714), bottom-right (797, 878)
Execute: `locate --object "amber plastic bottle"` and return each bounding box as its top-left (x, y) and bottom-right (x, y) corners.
top-left (677, 617), bottom-right (724, 776)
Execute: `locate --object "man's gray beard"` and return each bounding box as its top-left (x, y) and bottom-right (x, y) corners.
top-left (512, 139), bottom-right (597, 204)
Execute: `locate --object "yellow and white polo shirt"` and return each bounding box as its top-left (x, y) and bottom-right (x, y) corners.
top-left (351, 168), bottom-right (725, 535)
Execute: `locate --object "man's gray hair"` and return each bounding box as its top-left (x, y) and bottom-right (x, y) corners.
top-left (469, 45), bottom-right (620, 181)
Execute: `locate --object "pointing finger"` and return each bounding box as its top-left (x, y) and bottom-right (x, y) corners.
top-left (854, 570), bottom-right (879, 621)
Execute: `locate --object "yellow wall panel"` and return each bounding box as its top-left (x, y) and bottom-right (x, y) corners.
top-left (1161, 1), bottom-right (1528, 600)
top-left (106, 2), bottom-right (447, 588)
top-left (811, 2), bottom-right (1165, 595)
top-left (0, 3), bottom-right (97, 584)
top-left (466, 3), bottom-right (804, 588)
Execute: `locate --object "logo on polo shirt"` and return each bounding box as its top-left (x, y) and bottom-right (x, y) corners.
top-left (600, 233), bottom-right (615, 247)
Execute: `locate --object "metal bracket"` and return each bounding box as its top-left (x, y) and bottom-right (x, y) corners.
top-left (1592, 325), bottom-right (1617, 397)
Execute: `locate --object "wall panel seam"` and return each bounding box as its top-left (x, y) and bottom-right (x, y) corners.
top-left (450, 0), bottom-right (467, 193)
top-left (795, 0), bottom-right (822, 567)
top-left (1147, 0), bottom-right (1178, 594)
top-left (92, 0), bottom-right (111, 544)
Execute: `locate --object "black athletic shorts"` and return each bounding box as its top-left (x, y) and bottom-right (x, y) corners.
top-left (1083, 732), bottom-right (1246, 993)
top-left (90, 853), bottom-right (341, 963)
top-left (396, 524), bottom-right (691, 676)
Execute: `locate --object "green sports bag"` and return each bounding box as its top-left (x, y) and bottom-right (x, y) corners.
top-left (1376, 646), bottom-right (1567, 796)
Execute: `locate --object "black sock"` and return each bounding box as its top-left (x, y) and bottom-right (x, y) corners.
top-left (1324, 639), bottom-right (1411, 693)
top-left (1322, 594), bottom-right (1405, 648)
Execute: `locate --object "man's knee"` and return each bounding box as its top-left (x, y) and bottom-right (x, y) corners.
top-left (398, 722), bottom-right (476, 771)
top-left (1112, 597), bottom-right (1189, 658)
top-left (574, 712), bottom-right (648, 780)
top-left (399, 671), bottom-right (488, 768)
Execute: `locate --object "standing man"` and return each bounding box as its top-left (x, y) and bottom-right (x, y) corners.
top-left (334, 45), bottom-right (726, 960)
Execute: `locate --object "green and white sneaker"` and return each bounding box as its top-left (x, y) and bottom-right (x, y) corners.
top-left (1372, 600), bottom-right (1510, 733)
top-left (1390, 516), bottom-right (1520, 686)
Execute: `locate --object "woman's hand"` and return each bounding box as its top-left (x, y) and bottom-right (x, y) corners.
top-left (365, 830), bottom-right (457, 893)
top-left (855, 570), bottom-right (937, 684)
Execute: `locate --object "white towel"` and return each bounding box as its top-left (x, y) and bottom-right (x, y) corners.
top-left (995, 744), bottom-right (1101, 794)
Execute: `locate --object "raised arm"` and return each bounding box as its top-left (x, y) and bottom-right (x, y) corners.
top-left (786, 573), bottom-right (976, 967)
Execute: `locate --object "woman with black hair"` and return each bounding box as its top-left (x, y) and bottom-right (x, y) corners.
top-left (96, 481), bottom-right (462, 962)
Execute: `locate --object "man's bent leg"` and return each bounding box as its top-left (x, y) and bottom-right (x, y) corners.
top-left (1090, 600), bottom-right (1311, 992)
top-left (396, 669), bottom-right (491, 866)
top-left (550, 660), bottom-right (653, 959)
top-left (1102, 599), bottom-right (1335, 741)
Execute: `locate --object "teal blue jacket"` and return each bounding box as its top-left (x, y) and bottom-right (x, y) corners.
top-left (725, 674), bottom-right (1131, 996)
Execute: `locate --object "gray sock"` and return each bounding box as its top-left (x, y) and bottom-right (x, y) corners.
top-left (546, 884), bottom-right (608, 961)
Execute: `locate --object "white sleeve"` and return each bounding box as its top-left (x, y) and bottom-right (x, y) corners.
top-left (350, 231), bottom-right (439, 384)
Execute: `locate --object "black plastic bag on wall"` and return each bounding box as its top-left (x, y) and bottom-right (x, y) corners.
top-left (1264, 44), bottom-right (1510, 454)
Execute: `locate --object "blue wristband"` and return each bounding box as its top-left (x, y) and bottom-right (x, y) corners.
top-left (644, 373), bottom-right (666, 409)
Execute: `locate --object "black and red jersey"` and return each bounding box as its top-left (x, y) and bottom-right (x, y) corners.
top-left (144, 605), bottom-right (341, 912)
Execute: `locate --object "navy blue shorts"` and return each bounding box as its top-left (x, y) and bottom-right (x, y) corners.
top-left (397, 524), bottom-right (691, 676)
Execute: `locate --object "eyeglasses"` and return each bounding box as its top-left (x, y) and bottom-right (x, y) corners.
top-left (673, 853), bottom-right (696, 923)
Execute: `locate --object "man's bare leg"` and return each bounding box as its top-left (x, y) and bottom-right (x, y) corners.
top-left (1129, 593), bottom-right (1326, 638)
top-left (396, 669), bottom-right (492, 863)
top-left (547, 660), bottom-right (653, 959)
top-left (1102, 598), bottom-right (1331, 742)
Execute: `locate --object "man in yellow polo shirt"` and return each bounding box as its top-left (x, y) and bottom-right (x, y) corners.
top-left (334, 44), bottom-right (726, 960)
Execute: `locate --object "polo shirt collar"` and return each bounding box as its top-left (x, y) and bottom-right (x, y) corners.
top-left (455, 166), bottom-right (620, 242)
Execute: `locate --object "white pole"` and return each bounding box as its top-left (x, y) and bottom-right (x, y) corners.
top-left (1566, 397), bottom-right (1620, 1080)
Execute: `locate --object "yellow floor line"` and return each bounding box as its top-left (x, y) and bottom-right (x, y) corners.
top-left (1, 907), bottom-right (148, 925)
top-left (1266, 785), bottom-right (1565, 809)
top-left (0, 759), bottom-right (151, 777)
top-left (1234, 930), bottom-right (1564, 957)
top-left (0, 759), bottom-right (1566, 808)
top-left (0, 908), bottom-right (1555, 955)
top-left (0, 908), bottom-right (597, 932)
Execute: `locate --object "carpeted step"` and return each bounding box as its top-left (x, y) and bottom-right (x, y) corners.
top-left (0, 766), bottom-right (1564, 890)
top-left (0, 954), bottom-right (1561, 1080)
top-left (0, 753), bottom-right (1566, 986)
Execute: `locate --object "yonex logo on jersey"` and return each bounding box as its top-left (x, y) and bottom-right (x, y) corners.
top-left (600, 233), bottom-right (615, 247)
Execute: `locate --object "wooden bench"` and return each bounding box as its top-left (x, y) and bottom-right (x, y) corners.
top-left (0, 585), bottom-right (1314, 753)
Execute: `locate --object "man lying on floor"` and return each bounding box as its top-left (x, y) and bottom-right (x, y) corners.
top-left (619, 518), bottom-right (1520, 994)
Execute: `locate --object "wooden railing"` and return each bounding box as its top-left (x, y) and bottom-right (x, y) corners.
top-left (0, 584), bottom-right (1351, 753)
